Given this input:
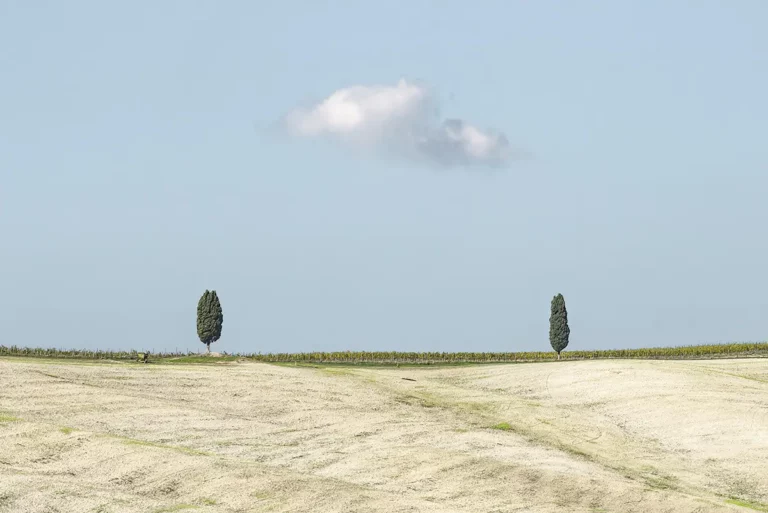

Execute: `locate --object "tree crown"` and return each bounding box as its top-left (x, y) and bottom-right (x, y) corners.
top-left (197, 290), bottom-right (223, 346)
top-left (549, 293), bottom-right (570, 354)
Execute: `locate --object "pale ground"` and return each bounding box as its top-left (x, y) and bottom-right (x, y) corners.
top-left (1, 357), bottom-right (767, 513)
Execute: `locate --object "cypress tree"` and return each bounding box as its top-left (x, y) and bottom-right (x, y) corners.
top-left (197, 290), bottom-right (223, 353)
top-left (549, 293), bottom-right (570, 359)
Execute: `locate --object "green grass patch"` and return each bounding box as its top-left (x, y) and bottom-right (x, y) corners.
top-left (454, 400), bottom-right (491, 414)
top-left (198, 498), bottom-right (217, 506)
top-left (35, 370), bottom-right (65, 380)
top-left (703, 368), bottom-right (768, 384)
top-left (558, 444), bottom-right (592, 460)
top-left (0, 414), bottom-right (21, 423)
top-left (155, 356), bottom-right (241, 365)
top-left (635, 466), bottom-right (679, 491)
top-left (122, 439), bottom-right (210, 456)
top-left (59, 426), bottom-right (75, 434)
top-left (154, 504), bottom-right (199, 513)
top-left (319, 367), bottom-right (357, 377)
top-left (726, 498), bottom-right (768, 511)
top-left (0, 356), bottom-right (125, 366)
top-left (492, 421), bottom-right (596, 463)
top-left (104, 435), bottom-right (211, 456)
top-left (394, 392), bottom-right (438, 408)
top-left (643, 475), bottom-right (675, 490)
top-left (269, 361), bottom-right (511, 369)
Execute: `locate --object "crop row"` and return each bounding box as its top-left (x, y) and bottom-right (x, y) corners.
top-left (1, 342), bottom-right (766, 364)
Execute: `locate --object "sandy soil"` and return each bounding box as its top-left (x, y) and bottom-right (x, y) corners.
top-left (1, 357), bottom-right (767, 513)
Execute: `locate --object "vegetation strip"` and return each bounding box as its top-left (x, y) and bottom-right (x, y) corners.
top-left (1, 342), bottom-right (767, 365)
top-left (725, 498), bottom-right (768, 512)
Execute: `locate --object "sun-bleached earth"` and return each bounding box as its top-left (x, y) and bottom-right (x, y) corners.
top-left (1, 356), bottom-right (767, 512)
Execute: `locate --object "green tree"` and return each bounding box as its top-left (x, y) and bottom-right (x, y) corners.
top-left (197, 290), bottom-right (223, 353)
top-left (549, 293), bottom-right (570, 359)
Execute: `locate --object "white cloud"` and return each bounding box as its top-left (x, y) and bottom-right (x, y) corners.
top-left (282, 79), bottom-right (513, 168)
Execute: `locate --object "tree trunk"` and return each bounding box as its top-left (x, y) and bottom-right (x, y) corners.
top-left (557, 352), bottom-right (561, 360)
top-left (206, 342), bottom-right (211, 353)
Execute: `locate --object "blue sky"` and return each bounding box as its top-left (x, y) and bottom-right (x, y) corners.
top-left (1, 1), bottom-right (766, 354)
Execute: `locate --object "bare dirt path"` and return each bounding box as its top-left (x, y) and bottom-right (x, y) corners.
top-left (1, 357), bottom-right (767, 512)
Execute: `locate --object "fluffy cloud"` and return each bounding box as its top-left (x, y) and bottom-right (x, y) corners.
top-left (282, 79), bottom-right (512, 167)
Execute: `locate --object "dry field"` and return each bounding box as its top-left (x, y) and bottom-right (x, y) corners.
top-left (1, 357), bottom-right (767, 513)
